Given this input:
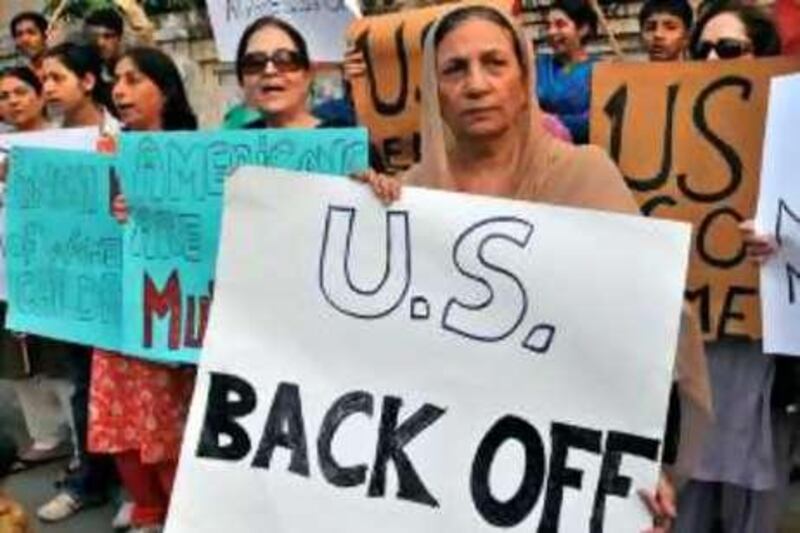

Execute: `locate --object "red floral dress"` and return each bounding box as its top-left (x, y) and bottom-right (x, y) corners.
top-left (88, 349), bottom-right (196, 464)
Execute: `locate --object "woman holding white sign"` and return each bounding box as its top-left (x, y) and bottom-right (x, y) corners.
top-left (359, 5), bottom-right (713, 531)
top-left (677, 5), bottom-right (798, 533)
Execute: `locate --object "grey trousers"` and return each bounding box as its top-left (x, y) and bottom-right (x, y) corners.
top-left (674, 481), bottom-right (782, 533)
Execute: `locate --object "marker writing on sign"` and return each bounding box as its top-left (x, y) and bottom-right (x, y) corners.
top-left (776, 198), bottom-right (800, 304)
top-left (142, 270), bottom-right (213, 350)
top-left (194, 371), bottom-right (661, 531)
top-left (318, 206), bottom-right (556, 354)
top-left (603, 75), bottom-right (757, 338)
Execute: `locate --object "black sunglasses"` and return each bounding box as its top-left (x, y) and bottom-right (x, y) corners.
top-left (692, 38), bottom-right (753, 60)
top-left (240, 49), bottom-right (307, 75)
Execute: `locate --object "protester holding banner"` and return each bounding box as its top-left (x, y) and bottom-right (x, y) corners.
top-left (0, 65), bottom-right (84, 478)
top-left (234, 16), bottom-right (349, 129)
top-left (0, 68), bottom-right (47, 133)
top-left (639, 0), bottom-right (694, 62)
top-left (674, 5), bottom-right (795, 532)
top-left (30, 41), bottom-right (123, 524)
top-left (360, 5), bottom-right (713, 530)
top-left (535, 0), bottom-right (598, 144)
top-left (87, 47), bottom-right (197, 533)
top-left (42, 42), bottom-right (118, 133)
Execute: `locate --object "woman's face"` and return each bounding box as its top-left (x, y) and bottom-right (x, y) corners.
top-left (436, 18), bottom-right (527, 141)
top-left (697, 13), bottom-right (754, 60)
top-left (43, 57), bottom-right (94, 118)
top-left (240, 25), bottom-right (312, 117)
top-left (112, 57), bottom-right (165, 131)
top-left (546, 9), bottom-right (585, 57)
top-left (0, 75), bottom-right (44, 130)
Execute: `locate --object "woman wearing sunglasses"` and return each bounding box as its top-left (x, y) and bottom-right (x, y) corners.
top-left (235, 16), bottom-right (343, 130)
top-left (677, 5), bottom-right (794, 533)
top-left (690, 1), bottom-right (781, 60)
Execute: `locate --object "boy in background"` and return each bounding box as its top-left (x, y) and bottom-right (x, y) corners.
top-left (640, 0), bottom-right (694, 61)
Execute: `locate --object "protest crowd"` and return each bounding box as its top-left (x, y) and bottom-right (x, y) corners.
top-left (0, 0), bottom-right (798, 532)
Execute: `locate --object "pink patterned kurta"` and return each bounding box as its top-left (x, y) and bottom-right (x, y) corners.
top-left (88, 349), bottom-right (195, 464)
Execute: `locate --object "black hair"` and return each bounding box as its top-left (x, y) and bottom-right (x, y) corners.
top-left (0, 431), bottom-right (17, 479)
top-left (10, 11), bottom-right (48, 38)
top-left (3, 66), bottom-right (43, 95)
top-left (235, 16), bottom-right (311, 83)
top-left (549, 0), bottom-right (599, 42)
top-left (85, 7), bottom-right (124, 36)
top-left (639, 0), bottom-right (694, 30)
top-left (433, 6), bottom-right (527, 75)
top-left (691, 1), bottom-right (782, 57)
top-left (44, 42), bottom-right (113, 109)
top-left (119, 47), bottom-right (198, 130)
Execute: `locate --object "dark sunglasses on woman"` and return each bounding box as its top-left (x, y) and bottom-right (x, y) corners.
top-left (241, 49), bottom-right (307, 75)
top-left (692, 38), bottom-right (753, 60)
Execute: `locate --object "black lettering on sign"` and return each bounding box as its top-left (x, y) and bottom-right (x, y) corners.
top-left (590, 432), bottom-right (660, 533)
top-left (696, 206), bottom-right (746, 269)
top-left (538, 423), bottom-right (602, 532)
top-left (787, 263), bottom-right (800, 305)
top-left (470, 415), bottom-right (546, 527)
top-left (318, 391), bottom-right (374, 488)
top-left (368, 396), bottom-right (445, 507)
top-left (776, 198), bottom-right (800, 247)
top-left (603, 84), bottom-right (679, 192)
top-left (252, 382), bottom-right (311, 477)
top-left (442, 217), bottom-right (534, 343)
top-left (640, 195), bottom-right (677, 217)
top-left (685, 285), bottom-right (712, 334)
top-left (319, 205), bottom-right (411, 319)
top-left (356, 25), bottom-right (409, 116)
top-left (679, 76), bottom-right (750, 203)
top-left (196, 372), bottom-right (257, 461)
top-left (718, 286), bottom-right (758, 339)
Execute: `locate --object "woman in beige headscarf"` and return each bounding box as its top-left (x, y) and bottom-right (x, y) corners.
top-left (360, 4), bottom-right (712, 530)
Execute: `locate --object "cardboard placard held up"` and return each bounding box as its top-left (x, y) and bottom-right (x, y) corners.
top-left (591, 57), bottom-right (800, 341)
top-left (347, 1), bottom-right (511, 173)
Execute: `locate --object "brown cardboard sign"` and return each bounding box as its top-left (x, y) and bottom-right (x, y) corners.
top-left (591, 57), bottom-right (800, 340)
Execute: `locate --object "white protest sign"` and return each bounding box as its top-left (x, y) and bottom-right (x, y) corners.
top-left (756, 73), bottom-right (800, 356)
top-left (0, 127), bottom-right (99, 301)
top-left (207, 1), bottom-right (360, 63)
top-left (167, 168), bottom-right (691, 533)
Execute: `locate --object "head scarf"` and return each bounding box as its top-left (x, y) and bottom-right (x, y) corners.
top-left (405, 3), bottom-right (712, 480)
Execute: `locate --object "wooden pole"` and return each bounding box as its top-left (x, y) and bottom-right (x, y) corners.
top-left (588, 0), bottom-right (625, 60)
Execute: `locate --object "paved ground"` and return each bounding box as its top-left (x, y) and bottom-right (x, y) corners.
top-left (2, 381), bottom-right (799, 532)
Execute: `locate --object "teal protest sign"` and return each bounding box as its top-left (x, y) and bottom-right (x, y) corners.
top-left (6, 128), bottom-right (369, 363)
top-left (5, 147), bottom-right (122, 347)
top-left (115, 128), bottom-right (368, 363)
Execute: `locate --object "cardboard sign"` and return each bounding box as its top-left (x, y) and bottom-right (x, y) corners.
top-left (591, 57), bottom-right (800, 341)
top-left (5, 148), bottom-right (121, 345)
top-left (6, 129), bottom-right (369, 363)
top-left (756, 73), bottom-right (800, 356)
top-left (347, 2), bottom-right (510, 172)
top-left (167, 168), bottom-right (691, 532)
top-left (0, 128), bottom-right (100, 302)
top-left (207, 0), bottom-right (360, 63)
